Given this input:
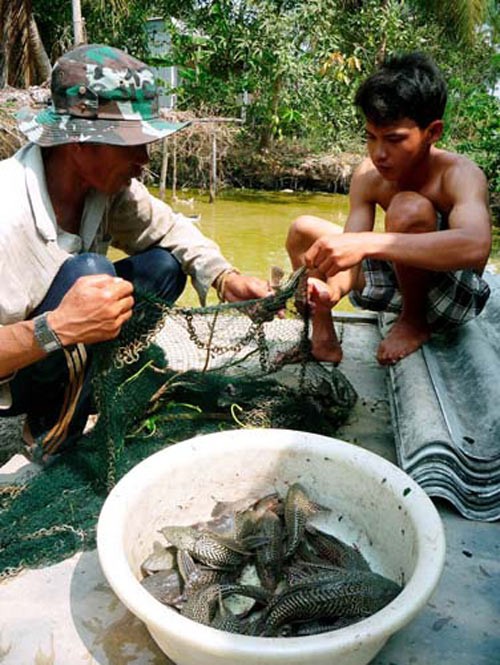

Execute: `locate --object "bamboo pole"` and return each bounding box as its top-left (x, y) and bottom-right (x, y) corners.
top-left (209, 131), bottom-right (217, 203)
top-left (172, 136), bottom-right (177, 201)
top-left (71, 0), bottom-right (85, 45)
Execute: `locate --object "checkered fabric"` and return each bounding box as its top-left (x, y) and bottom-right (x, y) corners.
top-left (350, 258), bottom-right (490, 331)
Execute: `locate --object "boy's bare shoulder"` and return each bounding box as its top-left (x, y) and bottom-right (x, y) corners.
top-left (432, 149), bottom-right (489, 210)
top-left (351, 156), bottom-right (392, 201)
top-left (352, 156), bottom-right (386, 187)
top-left (434, 147), bottom-right (487, 183)
top-left (354, 156), bottom-right (379, 178)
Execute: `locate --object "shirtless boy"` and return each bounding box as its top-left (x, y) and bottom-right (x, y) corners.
top-left (286, 52), bottom-right (492, 365)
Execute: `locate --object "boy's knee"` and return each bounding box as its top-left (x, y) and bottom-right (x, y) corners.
top-left (286, 215), bottom-right (341, 254)
top-left (385, 192), bottom-right (437, 233)
top-left (287, 215), bottom-right (316, 244)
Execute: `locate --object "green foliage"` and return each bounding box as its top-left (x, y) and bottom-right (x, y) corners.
top-left (33, 0), bottom-right (157, 59)
top-left (410, 0), bottom-right (493, 46)
top-left (163, 0), bottom-right (498, 162)
top-left (440, 44), bottom-right (500, 191)
top-left (445, 88), bottom-right (500, 192)
top-left (163, 0), bottom-right (438, 149)
top-left (28, 0), bottom-right (500, 191)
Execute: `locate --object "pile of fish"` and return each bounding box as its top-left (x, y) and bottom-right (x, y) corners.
top-left (140, 484), bottom-right (402, 637)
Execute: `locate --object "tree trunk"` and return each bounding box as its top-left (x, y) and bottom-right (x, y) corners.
top-left (0, 0), bottom-right (51, 87)
top-left (258, 75), bottom-right (282, 151)
top-left (28, 15), bottom-right (52, 82)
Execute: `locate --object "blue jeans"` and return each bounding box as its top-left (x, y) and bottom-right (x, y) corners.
top-left (3, 248), bottom-right (186, 443)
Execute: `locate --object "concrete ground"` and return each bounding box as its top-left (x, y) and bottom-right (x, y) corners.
top-left (0, 316), bottom-right (498, 664)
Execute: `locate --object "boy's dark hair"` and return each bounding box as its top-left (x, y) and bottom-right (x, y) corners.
top-left (355, 52), bottom-right (447, 128)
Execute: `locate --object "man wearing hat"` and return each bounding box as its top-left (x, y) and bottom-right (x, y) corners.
top-left (0, 44), bottom-right (270, 460)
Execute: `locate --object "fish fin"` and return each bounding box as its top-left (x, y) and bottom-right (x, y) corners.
top-left (241, 534), bottom-right (272, 550)
top-left (177, 549), bottom-right (197, 582)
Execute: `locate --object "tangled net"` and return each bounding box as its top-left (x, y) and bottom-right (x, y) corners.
top-left (0, 268), bottom-right (357, 578)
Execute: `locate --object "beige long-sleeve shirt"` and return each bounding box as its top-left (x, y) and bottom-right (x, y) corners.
top-left (0, 143), bottom-right (232, 407)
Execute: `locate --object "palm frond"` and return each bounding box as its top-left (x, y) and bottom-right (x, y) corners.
top-left (411, 0), bottom-right (490, 45)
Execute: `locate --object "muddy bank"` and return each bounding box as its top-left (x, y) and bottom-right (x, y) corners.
top-left (225, 146), bottom-right (361, 193)
top-left (0, 84), bottom-right (49, 160)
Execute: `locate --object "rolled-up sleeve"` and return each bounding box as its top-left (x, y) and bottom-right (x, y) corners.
top-left (107, 180), bottom-right (232, 304)
top-left (0, 369), bottom-right (15, 410)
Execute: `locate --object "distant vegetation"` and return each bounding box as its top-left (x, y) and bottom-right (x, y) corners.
top-left (1, 0), bottom-right (499, 193)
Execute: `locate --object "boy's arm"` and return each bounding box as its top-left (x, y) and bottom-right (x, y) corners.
top-left (309, 162), bottom-right (376, 303)
top-left (307, 159), bottom-right (491, 276)
top-left (370, 163), bottom-right (491, 272)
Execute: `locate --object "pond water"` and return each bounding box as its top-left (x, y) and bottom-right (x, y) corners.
top-left (154, 188), bottom-right (356, 308)
top-left (113, 188), bottom-right (500, 308)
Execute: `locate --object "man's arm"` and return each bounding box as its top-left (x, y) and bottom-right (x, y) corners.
top-left (0, 320), bottom-right (49, 378)
top-left (0, 275), bottom-right (134, 378)
top-left (108, 181), bottom-right (270, 304)
top-left (306, 159), bottom-right (491, 277)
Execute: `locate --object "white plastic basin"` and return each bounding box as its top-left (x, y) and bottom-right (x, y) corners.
top-left (97, 428), bottom-right (445, 665)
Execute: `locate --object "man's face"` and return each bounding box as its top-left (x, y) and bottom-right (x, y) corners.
top-left (365, 118), bottom-right (440, 182)
top-left (74, 143), bottom-right (150, 194)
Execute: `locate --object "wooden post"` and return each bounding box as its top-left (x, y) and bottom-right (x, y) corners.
top-left (172, 136), bottom-right (178, 202)
top-left (209, 131), bottom-right (217, 203)
top-left (159, 138), bottom-right (168, 201)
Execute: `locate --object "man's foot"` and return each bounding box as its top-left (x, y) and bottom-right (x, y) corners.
top-left (377, 316), bottom-right (430, 365)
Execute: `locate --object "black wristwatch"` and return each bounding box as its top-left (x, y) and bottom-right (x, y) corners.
top-left (33, 312), bottom-right (63, 354)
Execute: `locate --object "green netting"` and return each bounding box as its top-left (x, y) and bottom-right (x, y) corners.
top-left (0, 269), bottom-right (357, 579)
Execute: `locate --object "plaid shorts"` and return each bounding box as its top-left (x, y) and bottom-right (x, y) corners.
top-left (349, 258), bottom-right (490, 331)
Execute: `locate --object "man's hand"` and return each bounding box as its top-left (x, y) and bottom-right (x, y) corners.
top-left (221, 273), bottom-right (272, 303)
top-left (48, 274), bottom-right (135, 345)
top-left (305, 233), bottom-right (366, 277)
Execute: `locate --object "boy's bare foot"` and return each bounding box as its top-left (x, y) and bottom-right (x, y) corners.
top-left (311, 334), bottom-right (343, 364)
top-left (377, 316), bottom-right (430, 365)
top-left (310, 308), bottom-right (343, 365)
top-left (308, 276), bottom-right (343, 364)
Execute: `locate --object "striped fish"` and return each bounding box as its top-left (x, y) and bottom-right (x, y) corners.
top-left (283, 483), bottom-right (330, 558)
top-left (305, 524), bottom-right (371, 570)
top-left (262, 572), bottom-right (401, 635)
top-left (181, 583), bottom-right (270, 625)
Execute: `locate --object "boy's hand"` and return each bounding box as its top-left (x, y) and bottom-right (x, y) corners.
top-left (305, 233), bottom-right (365, 277)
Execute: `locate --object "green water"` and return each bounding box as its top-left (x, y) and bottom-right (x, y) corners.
top-left (114, 188), bottom-right (500, 307)
top-left (158, 188), bottom-right (353, 307)
top-left (171, 189), bottom-right (349, 273)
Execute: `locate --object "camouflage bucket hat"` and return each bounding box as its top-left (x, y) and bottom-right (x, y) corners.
top-left (17, 44), bottom-right (189, 146)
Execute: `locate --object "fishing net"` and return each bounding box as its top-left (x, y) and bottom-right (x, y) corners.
top-left (0, 267), bottom-right (357, 578)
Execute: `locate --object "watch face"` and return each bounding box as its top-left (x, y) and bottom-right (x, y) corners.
top-left (34, 313), bottom-right (62, 353)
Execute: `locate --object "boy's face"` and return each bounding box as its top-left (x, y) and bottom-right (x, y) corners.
top-left (365, 117), bottom-right (442, 182)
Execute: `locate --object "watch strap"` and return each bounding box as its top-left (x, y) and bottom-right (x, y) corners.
top-left (33, 312), bottom-right (63, 354)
